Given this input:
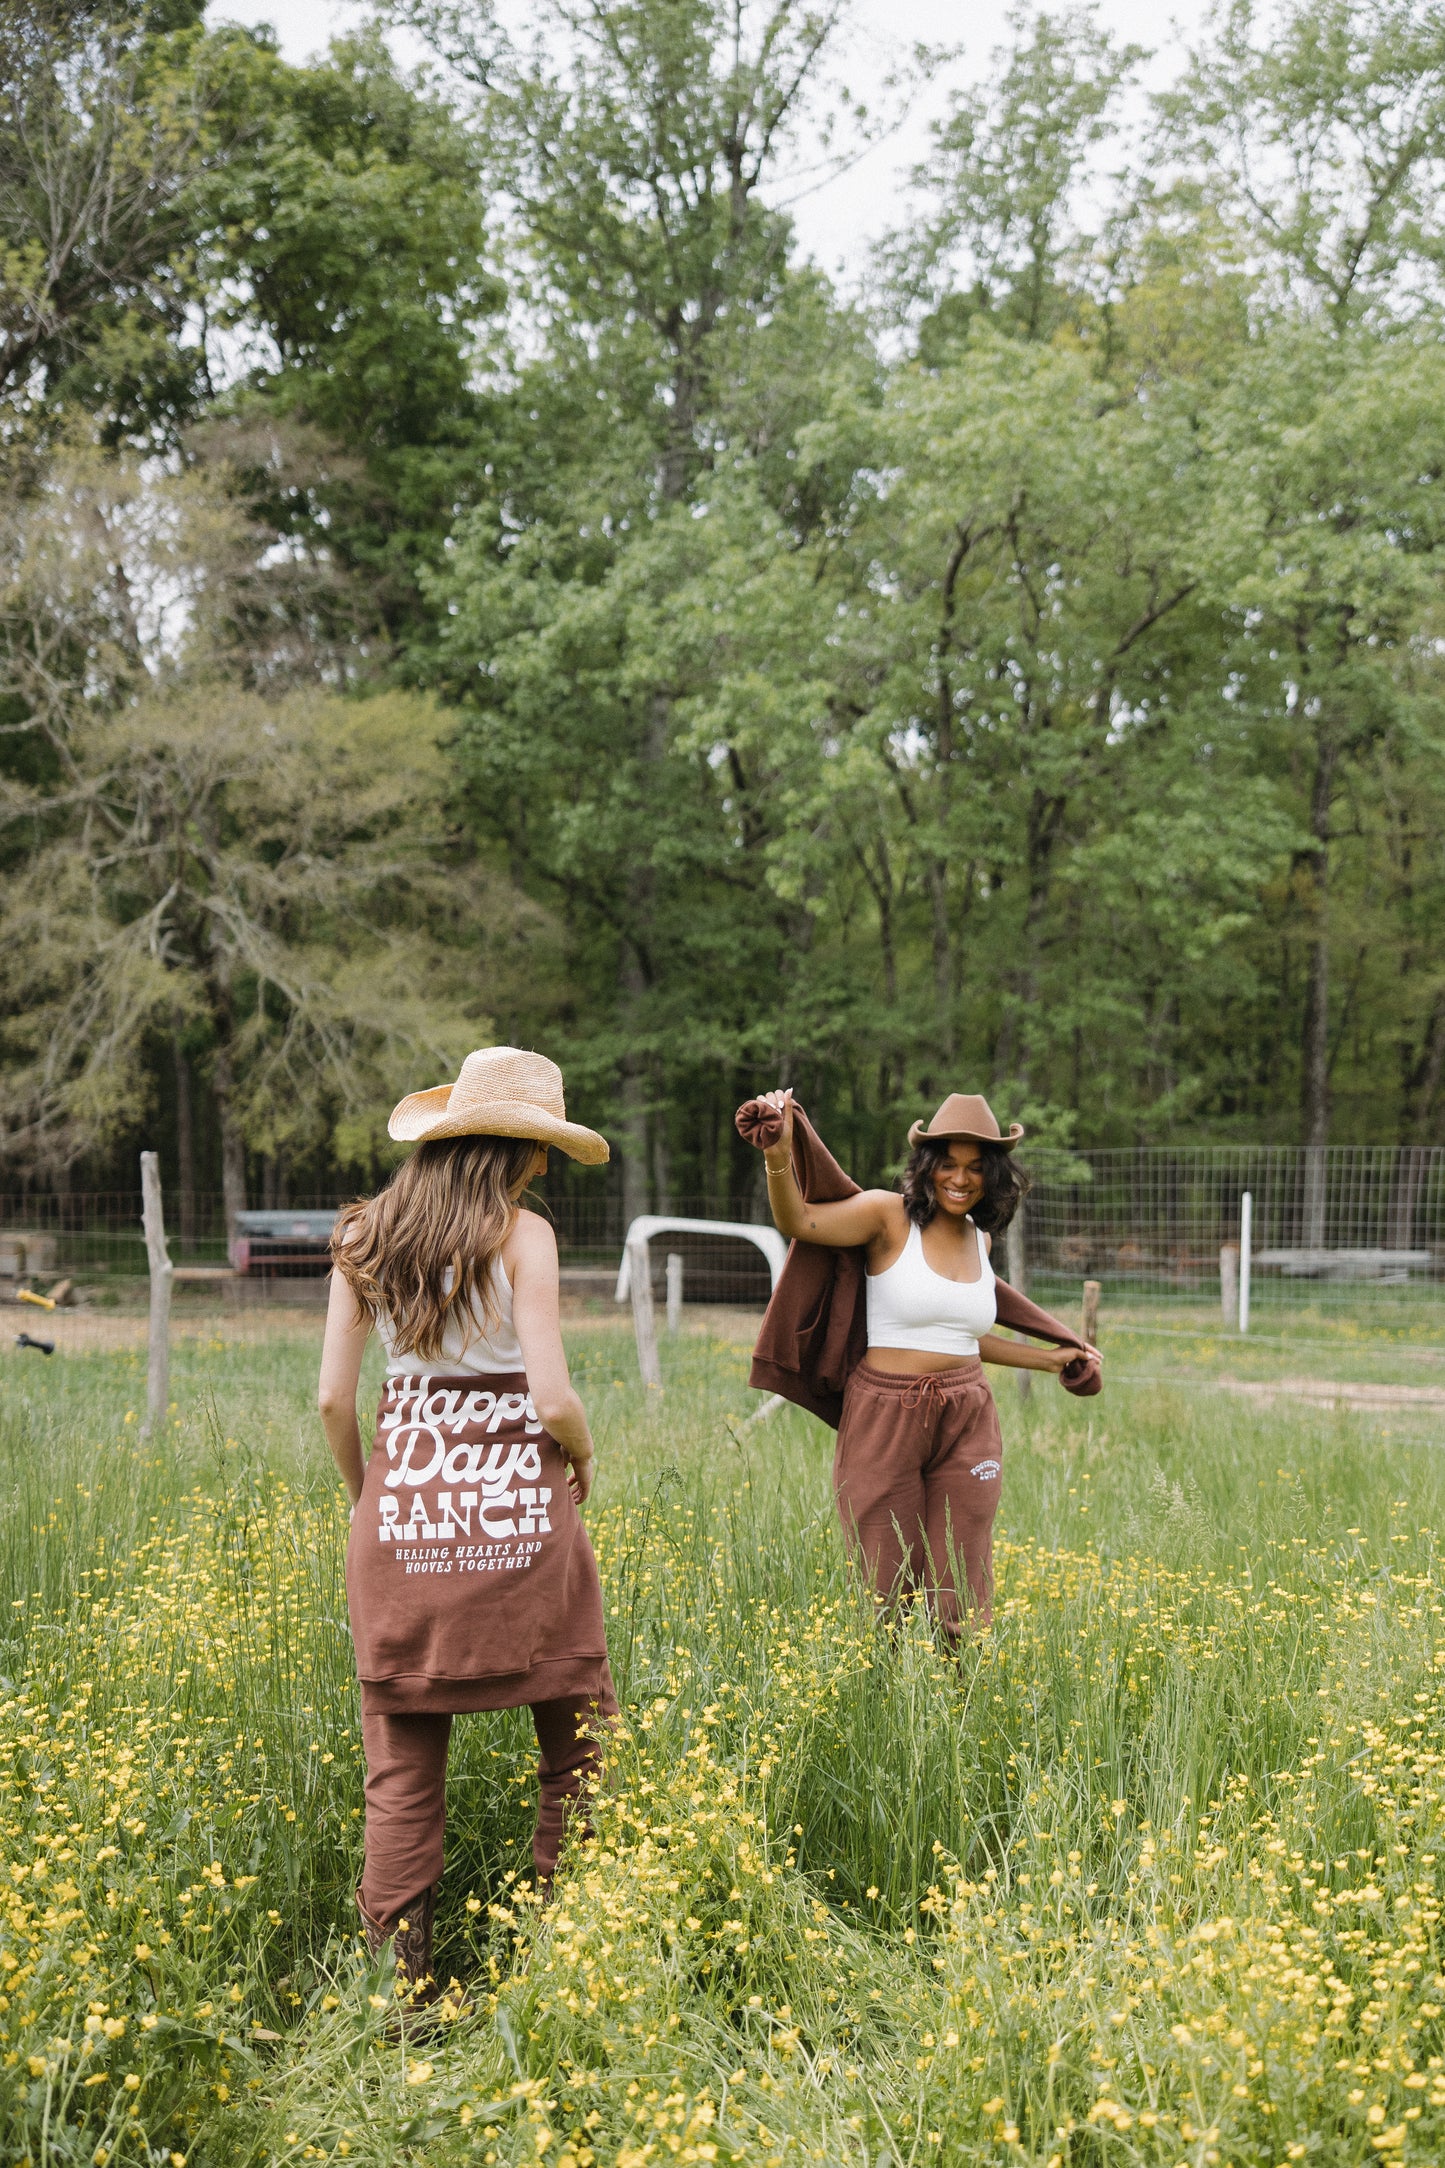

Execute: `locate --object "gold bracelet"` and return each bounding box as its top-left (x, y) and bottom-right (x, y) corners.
top-left (765, 1160), bottom-right (791, 1178)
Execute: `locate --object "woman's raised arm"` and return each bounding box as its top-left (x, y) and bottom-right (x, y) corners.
top-left (754, 1088), bottom-right (897, 1250)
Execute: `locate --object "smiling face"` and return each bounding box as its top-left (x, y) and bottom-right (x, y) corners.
top-left (931, 1141), bottom-right (985, 1220)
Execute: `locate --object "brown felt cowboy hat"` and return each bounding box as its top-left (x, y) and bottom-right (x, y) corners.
top-left (387, 1046), bottom-right (609, 1164)
top-left (907, 1092), bottom-right (1024, 1153)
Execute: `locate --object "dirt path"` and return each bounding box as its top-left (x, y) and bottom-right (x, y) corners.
top-left (1, 1301), bottom-right (764, 1360)
top-left (2, 1310), bottom-right (321, 1357)
top-left (1216, 1375), bottom-right (1445, 1411)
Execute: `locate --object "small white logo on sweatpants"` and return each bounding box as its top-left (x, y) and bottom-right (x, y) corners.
top-left (972, 1458), bottom-right (1001, 1481)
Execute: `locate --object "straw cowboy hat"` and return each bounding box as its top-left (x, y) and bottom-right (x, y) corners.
top-left (907, 1092), bottom-right (1024, 1152)
top-left (388, 1046), bottom-right (609, 1164)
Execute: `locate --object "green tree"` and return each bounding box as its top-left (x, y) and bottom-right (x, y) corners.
top-left (1199, 330), bottom-right (1445, 1205)
top-left (10, 0), bottom-right (1445, 1206)
top-left (199, 27), bottom-right (503, 637)
top-left (0, 450), bottom-right (556, 1215)
top-left (804, 332), bottom-right (1214, 1085)
top-left (2, 8), bottom-right (503, 644)
top-left (0, 0), bottom-right (219, 439)
top-left (1162, 0), bottom-right (1445, 327)
top-left (404, 0), bottom-right (883, 1213)
top-left (882, 3), bottom-right (1142, 352)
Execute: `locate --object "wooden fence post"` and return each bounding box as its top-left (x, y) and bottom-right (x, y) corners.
top-left (140, 1152), bottom-right (173, 1440)
top-left (1081, 1278), bottom-right (1101, 1346)
top-left (1005, 1206), bottom-right (1031, 1401)
top-left (1219, 1245), bottom-right (1238, 1328)
top-left (627, 1234), bottom-right (662, 1390)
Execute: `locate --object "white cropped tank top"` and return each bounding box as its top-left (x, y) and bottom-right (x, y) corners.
top-left (865, 1218), bottom-right (996, 1358)
top-left (377, 1255), bottom-right (524, 1377)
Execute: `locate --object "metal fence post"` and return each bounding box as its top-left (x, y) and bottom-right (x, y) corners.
top-left (139, 1152), bottom-right (173, 1438)
top-left (665, 1252), bottom-right (683, 1334)
top-left (1239, 1191), bottom-right (1252, 1334)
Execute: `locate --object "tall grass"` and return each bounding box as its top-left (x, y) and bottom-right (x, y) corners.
top-left (2, 1326), bottom-right (1445, 2164)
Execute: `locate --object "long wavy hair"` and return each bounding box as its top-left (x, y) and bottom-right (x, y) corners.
top-left (331, 1135), bottom-right (542, 1360)
top-left (901, 1136), bottom-right (1030, 1236)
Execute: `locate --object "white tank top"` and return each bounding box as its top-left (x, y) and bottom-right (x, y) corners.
top-left (377, 1253), bottom-right (524, 1377)
top-left (865, 1218), bottom-right (997, 1358)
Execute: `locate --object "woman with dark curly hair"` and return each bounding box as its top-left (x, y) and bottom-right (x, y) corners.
top-left (754, 1088), bottom-right (1096, 1634)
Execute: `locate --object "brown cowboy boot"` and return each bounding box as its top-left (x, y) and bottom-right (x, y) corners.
top-left (391, 1886), bottom-right (437, 2003)
top-left (356, 1886), bottom-right (441, 2023)
top-left (356, 1887), bottom-right (390, 1962)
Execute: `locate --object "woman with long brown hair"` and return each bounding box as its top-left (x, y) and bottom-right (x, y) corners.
top-left (318, 1047), bottom-right (613, 2003)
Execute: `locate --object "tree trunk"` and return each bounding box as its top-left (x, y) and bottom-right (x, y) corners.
top-left (618, 1063), bottom-right (649, 1227)
top-left (212, 1033), bottom-right (247, 1240)
top-left (856, 838), bottom-right (898, 1007)
top-left (991, 1002), bottom-right (1016, 1085)
top-left (173, 1032), bottom-right (196, 1255)
top-left (930, 529), bottom-right (968, 1065)
top-left (993, 778), bottom-right (1065, 1098)
top-left (704, 1079), bottom-right (722, 1216)
top-left (1385, 1145), bottom-right (1428, 1250)
top-left (618, 943), bottom-right (650, 1229)
top-left (927, 859), bottom-right (955, 1061)
top-left (1300, 927), bottom-right (1331, 1153)
top-left (651, 1087), bottom-right (673, 1216)
top-left (1384, 920), bottom-right (1442, 1244)
top-left (617, 684), bottom-right (672, 1225)
top-left (1408, 991), bottom-right (1445, 1143)
top-left (1299, 735), bottom-right (1337, 1246)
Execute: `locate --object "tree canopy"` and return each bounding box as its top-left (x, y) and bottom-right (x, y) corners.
top-left (3, 0), bottom-right (1444, 1217)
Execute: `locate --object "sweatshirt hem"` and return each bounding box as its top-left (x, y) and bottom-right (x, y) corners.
top-left (358, 1652), bottom-right (611, 1714)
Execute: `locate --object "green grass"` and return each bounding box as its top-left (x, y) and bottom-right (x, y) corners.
top-left (1034, 1279), bottom-right (1445, 1338)
top-left (3, 1322), bottom-right (1445, 2165)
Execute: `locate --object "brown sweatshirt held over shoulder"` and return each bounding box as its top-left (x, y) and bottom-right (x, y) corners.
top-left (735, 1097), bottom-right (1102, 1426)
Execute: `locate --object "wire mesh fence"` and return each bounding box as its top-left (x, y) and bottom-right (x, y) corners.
top-left (6, 1146), bottom-right (1445, 1320)
top-left (1020, 1146), bottom-right (1445, 1318)
top-left (0, 1193), bottom-right (327, 1280)
top-left (0, 1190), bottom-right (779, 1307)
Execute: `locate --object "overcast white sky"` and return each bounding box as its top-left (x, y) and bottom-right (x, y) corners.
top-left (214, 0), bottom-right (1215, 278)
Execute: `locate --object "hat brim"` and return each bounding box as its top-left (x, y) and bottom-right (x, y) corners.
top-left (907, 1120), bottom-right (1024, 1152)
top-left (388, 1090), bottom-right (609, 1165)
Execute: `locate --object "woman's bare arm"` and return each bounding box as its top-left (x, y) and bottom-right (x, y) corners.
top-left (977, 1227), bottom-right (1101, 1374)
top-left (754, 1088), bottom-right (897, 1249)
top-left (508, 1211), bottom-right (597, 1503)
top-left (978, 1333), bottom-right (1081, 1374)
top-left (318, 1269), bottom-right (372, 1507)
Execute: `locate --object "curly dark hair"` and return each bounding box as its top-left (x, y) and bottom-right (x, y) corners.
top-left (901, 1136), bottom-right (1031, 1235)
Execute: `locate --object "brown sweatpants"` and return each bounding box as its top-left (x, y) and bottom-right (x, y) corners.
top-left (359, 1686), bottom-right (617, 1928)
top-left (833, 1357), bottom-right (1003, 1635)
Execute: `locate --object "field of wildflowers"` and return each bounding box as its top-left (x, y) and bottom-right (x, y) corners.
top-left (3, 1320), bottom-right (1445, 2166)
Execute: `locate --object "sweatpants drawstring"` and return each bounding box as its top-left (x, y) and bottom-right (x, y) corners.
top-left (900, 1373), bottom-right (951, 1416)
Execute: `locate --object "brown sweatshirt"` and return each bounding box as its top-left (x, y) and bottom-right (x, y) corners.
top-left (735, 1097), bottom-right (1102, 1427)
